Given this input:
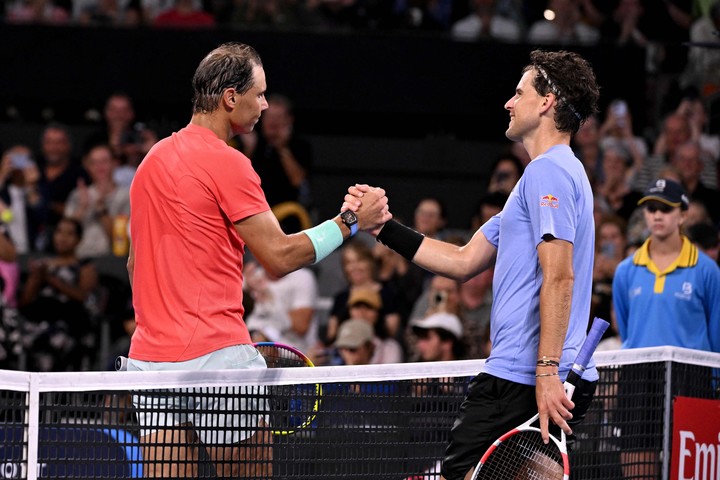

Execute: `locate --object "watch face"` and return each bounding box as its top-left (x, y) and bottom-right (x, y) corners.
top-left (342, 210), bottom-right (358, 224)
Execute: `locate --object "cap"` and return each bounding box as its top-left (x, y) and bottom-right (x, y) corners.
top-left (638, 179), bottom-right (689, 210)
top-left (334, 319), bottom-right (374, 349)
top-left (409, 312), bottom-right (463, 339)
top-left (347, 289), bottom-right (382, 310)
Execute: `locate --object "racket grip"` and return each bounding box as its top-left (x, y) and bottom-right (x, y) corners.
top-left (565, 317), bottom-right (609, 386)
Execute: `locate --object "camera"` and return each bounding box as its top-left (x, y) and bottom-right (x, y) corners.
top-left (432, 291), bottom-right (448, 308)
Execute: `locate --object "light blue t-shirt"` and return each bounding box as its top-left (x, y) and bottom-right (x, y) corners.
top-left (480, 144), bottom-right (598, 386)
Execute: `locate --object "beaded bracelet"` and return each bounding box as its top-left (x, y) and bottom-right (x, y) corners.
top-left (536, 359), bottom-right (560, 367)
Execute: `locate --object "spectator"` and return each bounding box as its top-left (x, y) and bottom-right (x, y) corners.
top-left (74, 0), bottom-right (142, 26)
top-left (591, 214), bottom-right (627, 337)
top-left (685, 221), bottom-right (719, 262)
top-left (6, 0), bottom-right (70, 24)
top-left (486, 153), bottom-right (523, 196)
top-left (671, 140), bottom-right (720, 225)
top-left (571, 114), bottom-right (603, 187)
top-left (373, 240), bottom-right (426, 327)
top-left (34, 123), bottom-right (89, 252)
top-left (450, 0), bottom-right (521, 42)
top-left (409, 312), bottom-right (465, 362)
top-left (632, 113), bottom-right (692, 191)
top-left (64, 144), bottom-right (131, 259)
top-left (18, 217), bottom-right (99, 371)
top-left (84, 92), bottom-right (158, 187)
top-left (674, 93), bottom-right (719, 188)
top-left (595, 145), bottom-right (643, 222)
top-left (344, 288), bottom-right (404, 364)
top-left (681, 1), bottom-right (720, 95)
top-left (612, 178), bottom-right (720, 479)
top-left (243, 260), bottom-right (320, 354)
top-left (333, 318), bottom-right (376, 366)
top-left (152, 0), bottom-right (214, 27)
top-left (325, 240), bottom-right (401, 343)
top-left (597, 99), bottom-right (648, 184)
top-left (0, 145), bottom-right (40, 255)
top-left (469, 191), bottom-right (508, 232)
top-left (606, 0), bottom-right (647, 47)
top-left (412, 196), bottom-right (448, 239)
top-left (526, 0), bottom-right (601, 45)
top-left (237, 94), bottom-right (313, 211)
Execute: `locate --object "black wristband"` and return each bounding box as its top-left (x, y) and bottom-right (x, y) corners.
top-left (376, 220), bottom-right (424, 261)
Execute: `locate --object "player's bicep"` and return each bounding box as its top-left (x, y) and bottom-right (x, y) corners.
top-left (537, 237), bottom-right (573, 281)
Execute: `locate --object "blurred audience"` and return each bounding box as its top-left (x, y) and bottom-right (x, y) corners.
top-left (18, 217), bottom-right (98, 371)
top-left (64, 144), bottom-right (131, 259)
top-left (408, 312), bottom-right (465, 362)
top-left (450, 0), bottom-right (521, 42)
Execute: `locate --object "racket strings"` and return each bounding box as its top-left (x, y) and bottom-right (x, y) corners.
top-left (255, 344), bottom-right (322, 434)
top-left (474, 431), bottom-right (564, 480)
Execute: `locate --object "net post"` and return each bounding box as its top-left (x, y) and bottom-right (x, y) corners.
top-left (25, 372), bottom-right (40, 480)
top-left (661, 359), bottom-right (673, 480)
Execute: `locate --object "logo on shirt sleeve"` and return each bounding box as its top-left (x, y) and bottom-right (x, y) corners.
top-left (540, 194), bottom-right (559, 208)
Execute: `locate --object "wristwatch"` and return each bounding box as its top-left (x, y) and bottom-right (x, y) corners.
top-left (340, 210), bottom-right (359, 237)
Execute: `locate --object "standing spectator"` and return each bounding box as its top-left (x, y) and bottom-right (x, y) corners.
top-left (64, 144), bottom-right (131, 259)
top-left (34, 123), bottom-right (89, 252)
top-left (612, 178), bottom-right (720, 479)
top-left (18, 217), bottom-right (98, 371)
top-left (450, 0), bottom-right (521, 42)
top-left (409, 312), bottom-right (465, 362)
top-left (237, 94), bottom-right (313, 211)
top-left (0, 145), bottom-right (39, 255)
top-left (591, 214), bottom-right (627, 337)
top-left (84, 92), bottom-right (158, 187)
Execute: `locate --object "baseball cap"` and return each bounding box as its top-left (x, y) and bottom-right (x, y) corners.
top-left (409, 312), bottom-right (463, 339)
top-left (334, 319), bottom-right (374, 349)
top-left (347, 289), bottom-right (382, 310)
top-left (638, 179), bottom-right (689, 210)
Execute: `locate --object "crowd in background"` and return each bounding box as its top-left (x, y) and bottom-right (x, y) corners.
top-left (0, 0), bottom-right (719, 372)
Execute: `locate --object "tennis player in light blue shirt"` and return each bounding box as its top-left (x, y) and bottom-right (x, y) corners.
top-left (480, 144), bottom-right (599, 386)
top-left (346, 50), bottom-right (601, 480)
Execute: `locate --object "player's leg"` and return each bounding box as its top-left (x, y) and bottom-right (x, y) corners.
top-left (140, 427), bottom-right (199, 478)
top-left (207, 419), bottom-right (273, 478)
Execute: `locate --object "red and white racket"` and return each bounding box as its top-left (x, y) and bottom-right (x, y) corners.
top-left (470, 317), bottom-right (609, 480)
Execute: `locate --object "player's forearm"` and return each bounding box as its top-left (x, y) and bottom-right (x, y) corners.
top-left (412, 238), bottom-right (480, 282)
top-left (537, 276), bottom-right (573, 360)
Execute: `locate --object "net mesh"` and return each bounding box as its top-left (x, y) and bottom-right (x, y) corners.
top-left (0, 347), bottom-right (718, 479)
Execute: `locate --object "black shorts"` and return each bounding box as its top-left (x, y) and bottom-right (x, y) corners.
top-left (441, 373), bottom-right (597, 480)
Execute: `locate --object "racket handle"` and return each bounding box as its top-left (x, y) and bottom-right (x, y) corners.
top-left (565, 317), bottom-right (609, 387)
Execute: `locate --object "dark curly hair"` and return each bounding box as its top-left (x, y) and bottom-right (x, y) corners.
top-left (192, 42), bottom-right (263, 114)
top-left (523, 50), bottom-right (600, 135)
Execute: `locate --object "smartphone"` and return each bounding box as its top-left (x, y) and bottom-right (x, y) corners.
top-left (9, 153), bottom-right (31, 170)
top-left (611, 100), bottom-right (628, 127)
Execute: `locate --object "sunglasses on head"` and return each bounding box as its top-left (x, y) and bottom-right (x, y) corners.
top-left (644, 202), bottom-right (675, 214)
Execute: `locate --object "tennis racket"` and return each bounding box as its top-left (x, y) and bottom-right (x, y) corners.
top-left (253, 342), bottom-right (322, 435)
top-left (470, 317), bottom-right (609, 480)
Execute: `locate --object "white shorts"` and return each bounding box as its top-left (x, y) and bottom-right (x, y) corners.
top-left (128, 344), bottom-right (268, 444)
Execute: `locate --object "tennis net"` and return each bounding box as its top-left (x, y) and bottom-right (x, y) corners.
top-left (0, 346), bottom-right (718, 479)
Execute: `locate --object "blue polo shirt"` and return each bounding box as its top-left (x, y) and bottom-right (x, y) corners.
top-left (613, 236), bottom-right (720, 352)
top-left (481, 144), bottom-right (598, 386)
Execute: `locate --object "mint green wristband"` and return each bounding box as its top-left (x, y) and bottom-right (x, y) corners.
top-left (304, 219), bottom-right (344, 264)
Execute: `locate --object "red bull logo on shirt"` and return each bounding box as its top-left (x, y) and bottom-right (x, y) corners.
top-left (540, 194), bottom-right (559, 208)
